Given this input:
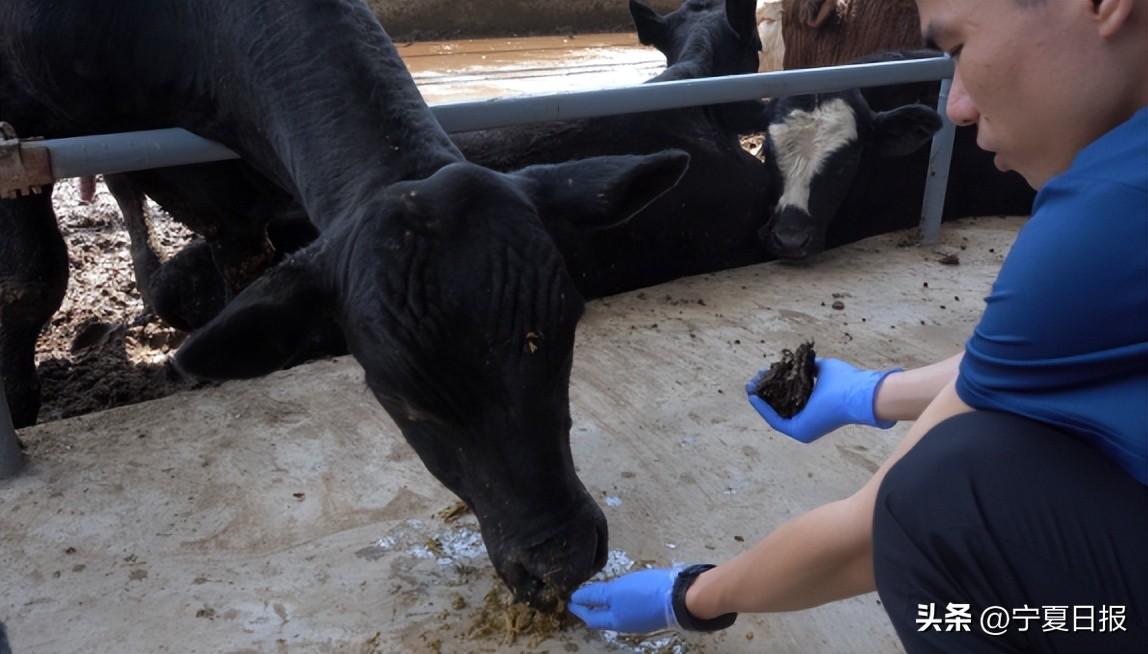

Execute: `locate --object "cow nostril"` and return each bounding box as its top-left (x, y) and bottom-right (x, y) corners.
top-left (779, 232), bottom-right (811, 249)
top-left (771, 230), bottom-right (812, 258)
top-left (504, 561), bottom-right (546, 605)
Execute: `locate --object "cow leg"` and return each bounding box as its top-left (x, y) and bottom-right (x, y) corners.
top-left (105, 174), bottom-right (230, 331)
top-left (104, 174), bottom-right (163, 311)
top-left (0, 190), bottom-right (68, 427)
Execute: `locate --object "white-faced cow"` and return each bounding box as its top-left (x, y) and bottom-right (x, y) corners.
top-left (0, 0), bottom-right (693, 605)
top-left (758, 49), bottom-right (1035, 260)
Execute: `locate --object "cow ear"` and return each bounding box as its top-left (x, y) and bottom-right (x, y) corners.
top-left (725, 0), bottom-right (758, 43)
top-left (794, 0), bottom-right (836, 28)
top-left (173, 252), bottom-right (335, 380)
top-left (513, 149), bottom-right (690, 231)
top-left (630, 0), bottom-right (668, 47)
top-left (871, 104), bottom-right (943, 157)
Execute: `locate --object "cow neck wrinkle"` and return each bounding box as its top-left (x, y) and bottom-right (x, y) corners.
top-left (189, 2), bottom-right (462, 230)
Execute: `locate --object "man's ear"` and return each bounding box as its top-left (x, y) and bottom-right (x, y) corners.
top-left (870, 104), bottom-right (943, 157)
top-left (174, 251), bottom-right (335, 380)
top-left (1094, 0), bottom-right (1135, 38)
top-left (630, 0), bottom-right (668, 47)
top-left (512, 149), bottom-right (690, 232)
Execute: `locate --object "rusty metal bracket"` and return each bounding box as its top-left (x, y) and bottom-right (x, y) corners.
top-left (0, 122), bottom-right (54, 199)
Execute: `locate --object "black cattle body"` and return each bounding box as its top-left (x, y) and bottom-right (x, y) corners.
top-left (453, 0), bottom-right (778, 299)
top-left (759, 49), bottom-right (1035, 260)
top-left (0, 0), bottom-right (693, 605)
top-left (102, 0), bottom-right (774, 317)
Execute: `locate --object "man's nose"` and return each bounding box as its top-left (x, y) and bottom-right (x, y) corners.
top-left (946, 68), bottom-right (979, 127)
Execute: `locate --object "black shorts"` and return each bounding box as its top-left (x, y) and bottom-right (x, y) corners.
top-left (873, 411), bottom-right (1148, 653)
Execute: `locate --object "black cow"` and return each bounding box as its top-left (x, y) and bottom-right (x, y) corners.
top-left (97, 0), bottom-right (773, 318)
top-left (453, 0), bottom-right (778, 298)
top-left (0, 0), bottom-right (692, 605)
top-left (759, 50), bottom-right (1036, 260)
top-left (631, 0), bottom-right (761, 82)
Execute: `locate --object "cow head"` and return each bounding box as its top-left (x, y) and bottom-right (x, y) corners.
top-left (173, 151), bottom-right (690, 606)
top-left (759, 90), bottom-right (940, 260)
top-left (631, 0), bottom-right (762, 79)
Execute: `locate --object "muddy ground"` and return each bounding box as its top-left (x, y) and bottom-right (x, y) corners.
top-left (34, 178), bottom-right (203, 423)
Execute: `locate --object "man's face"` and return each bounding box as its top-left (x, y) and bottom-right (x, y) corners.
top-left (915, 0), bottom-right (1114, 188)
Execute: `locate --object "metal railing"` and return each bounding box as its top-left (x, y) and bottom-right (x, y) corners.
top-left (0, 56), bottom-right (957, 476)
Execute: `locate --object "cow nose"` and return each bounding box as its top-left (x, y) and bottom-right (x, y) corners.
top-left (501, 504), bottom-right (608, 608)
top-left (770, 227), bottom-right (812, 259)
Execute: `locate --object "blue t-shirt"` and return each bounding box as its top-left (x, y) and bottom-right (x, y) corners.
top-left (956, 106), bottom-right (1148, 485)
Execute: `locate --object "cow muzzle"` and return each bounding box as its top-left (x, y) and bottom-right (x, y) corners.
top-left (488, 500), bottom-right (609, 608)
top-left (762, 207), bottom-right (822, 260)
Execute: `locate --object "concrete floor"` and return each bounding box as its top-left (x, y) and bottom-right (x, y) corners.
top-left (0, 216), bottom-right (1025, 654)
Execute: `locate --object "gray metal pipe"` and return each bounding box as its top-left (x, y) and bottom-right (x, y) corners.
top-left (18, 57), bottom-right (954, 178)
top-left (0, 376), bottom-right (25, 479)
top-left (434, 57), bottom-right (955, 132)
top-left (37, 129), bottom-right (238, 180)
top-left (920, 77), bottom-right (956, 244)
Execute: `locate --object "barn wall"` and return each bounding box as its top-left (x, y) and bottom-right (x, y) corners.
top-left (368, 0), bottom-right (683, 41)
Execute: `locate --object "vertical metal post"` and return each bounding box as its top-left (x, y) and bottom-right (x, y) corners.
top-left (0, 376), bottom-right (26, 479)
top-left (920, 76), bottom-right (956, 244)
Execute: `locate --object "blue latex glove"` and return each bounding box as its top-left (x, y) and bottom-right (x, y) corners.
top-left (746, 357), bottom-right (901, 443)
top-left (568, 567), bottom-right (680, 633)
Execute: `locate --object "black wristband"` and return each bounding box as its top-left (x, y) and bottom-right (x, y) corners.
top-left (671, 564), bottom-right (738, 632)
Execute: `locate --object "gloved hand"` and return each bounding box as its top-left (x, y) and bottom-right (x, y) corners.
top-left (746, 358), bottom-right (901, 443)
top-left (567, 567), bottom-right (679, 633)
top-left (568, 565), bottom-right (737, 634)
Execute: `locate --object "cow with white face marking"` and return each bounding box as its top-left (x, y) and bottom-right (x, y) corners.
top-left (759, 89), bottom-right (941, 258)
top-left (758, 49), bottom-right (1035, 261)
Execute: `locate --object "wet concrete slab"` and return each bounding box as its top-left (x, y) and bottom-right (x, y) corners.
top-left (0, 217), bottom-right (1024, 654)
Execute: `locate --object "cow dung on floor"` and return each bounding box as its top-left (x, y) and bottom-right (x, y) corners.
top-left (0, 216), bottom-right (1023, 654)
